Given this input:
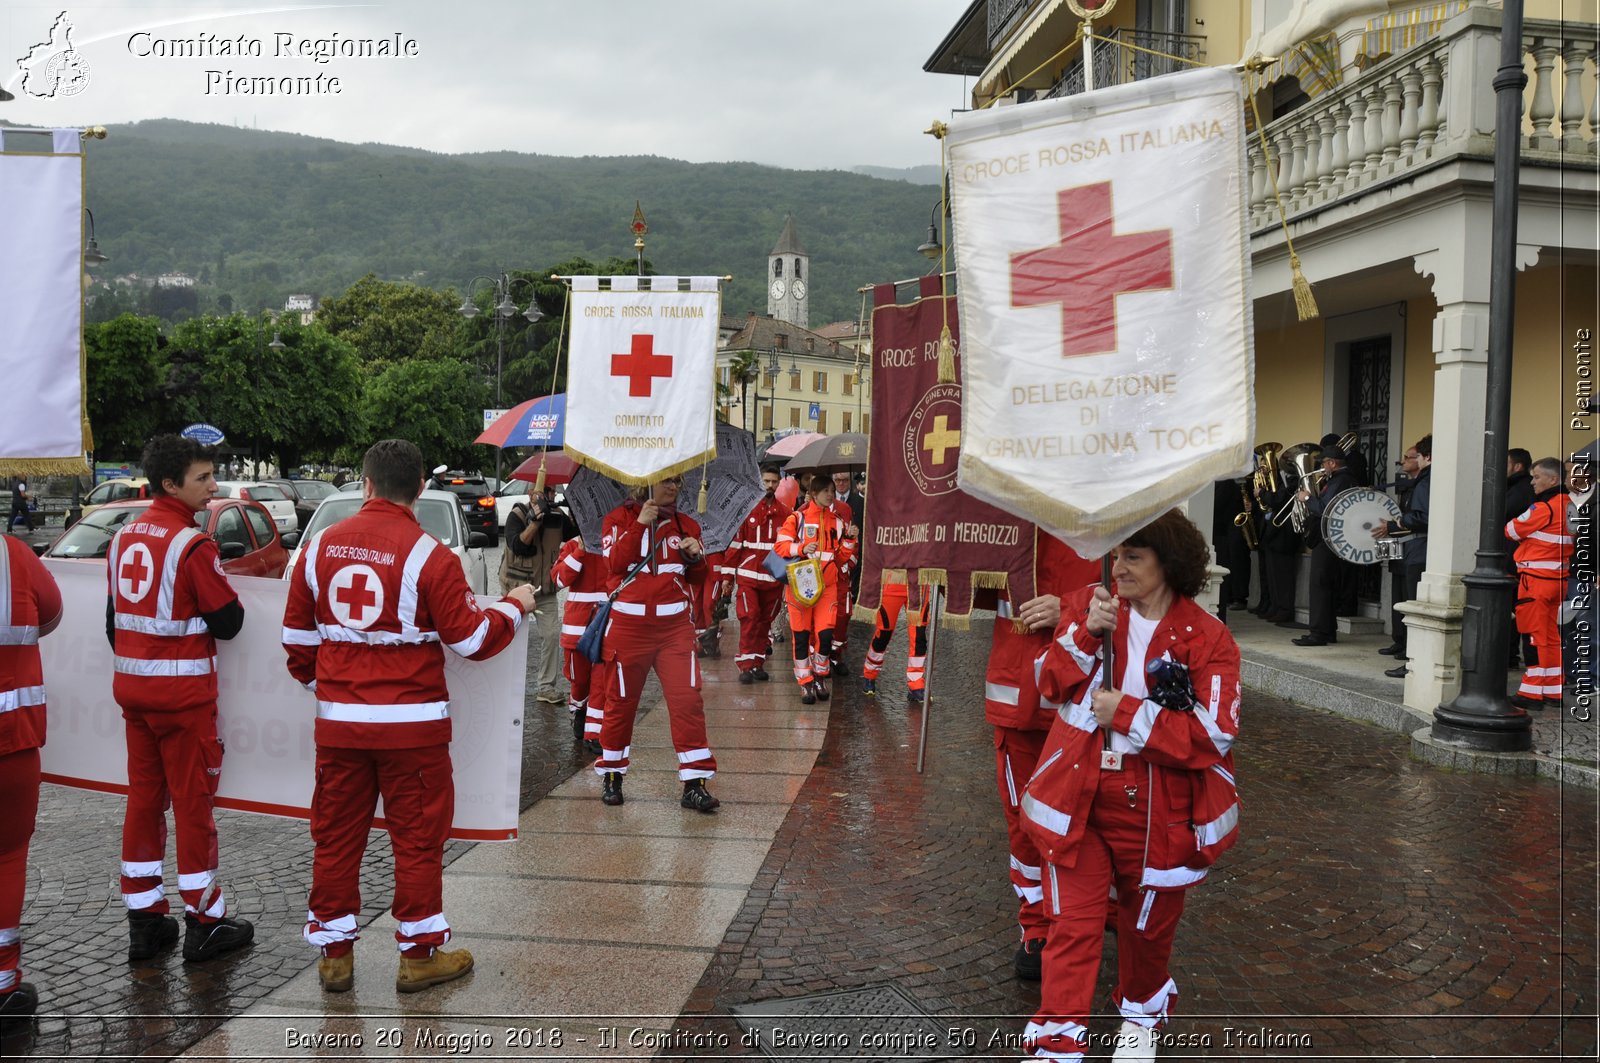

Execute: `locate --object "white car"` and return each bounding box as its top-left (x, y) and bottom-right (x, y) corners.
top-left (215, 481), bottom-right (298, 535)
top-left (494, 481), bottom-right (530, 528)
top-left (284, 489), bottom-right (492, 592)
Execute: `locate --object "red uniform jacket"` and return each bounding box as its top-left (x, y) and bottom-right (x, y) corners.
top-left (282, 497), bottom-right (524, 750)
top-left (1, 535), bottom-right (61, 754)
top-left (551, 537), bottom-right (609, 649)
top-left (983, 533), bottom-right (1101, 731)
top-left (1506, 489), bottom-right (1570, 583)
top-left (109, 495), bottom-right (240, 714)
top-left (775, 501), bottom-right (857, 586)
top-left (1022, 588), bottom-right (1241, 890)
top-left (602, 502), bottom-right (706, 619)
top-left (725, 495), bottom-right (792, 587)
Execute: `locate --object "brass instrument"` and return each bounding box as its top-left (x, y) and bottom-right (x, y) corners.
top-left (1253, 441), bottom-right (1282, 496)
top-left (1271, 442), bottom-right (1323, 532)
top-left (1336, 430), bottom-right (1359, 456)
top-left (1234, 481), bottom-right (1260, 550)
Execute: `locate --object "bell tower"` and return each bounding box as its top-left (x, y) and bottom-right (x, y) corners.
top-left (766, 214), bottom-right (809, 328)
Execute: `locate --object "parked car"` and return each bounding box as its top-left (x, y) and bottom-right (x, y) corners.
top-left (494, 481), bottom-right (530, 529)
top-left (285, 488), bottom-right (490, 585)
top-left (263, 477), bottom-right (339, 530)
top-left (429, 473), bottom-right (498, 546)
top-left (80, 478), bottom-right (149, 520)
top-left (213, 481), bottom-right (298, 536)
top-left (44, 497), bottom-right (291, 578)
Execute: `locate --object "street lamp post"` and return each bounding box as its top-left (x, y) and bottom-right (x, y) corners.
top-left (459, 272), bottom-right (543, 486)
top-left (71, 207), bottom-right (109, 525)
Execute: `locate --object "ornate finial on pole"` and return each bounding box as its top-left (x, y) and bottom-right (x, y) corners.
top-left (631, 202), bottom-right (648, 277)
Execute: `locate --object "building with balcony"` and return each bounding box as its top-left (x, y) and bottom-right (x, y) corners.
top-left (718, 312), bottom-right (872, 444)
top-left (926, 0), bottom-right (1598, 713)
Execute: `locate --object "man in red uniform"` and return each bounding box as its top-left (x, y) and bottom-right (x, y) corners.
top-left (283, 439), bottom-right (536, 994)
top-left (109, 434), bottom-right (253, 964)
top-left (0, 532), bottom-right (62, 1027)
top-left (594, 476), bottom-right (720, 812)
top-left (551, 536), bottom-right (608, 754)
top-left (726, 465), bottom-right (790, 684)
top-left (982, 532), bottom-right (1099, 979)
top-left (861, 584), bottom-right (930, 703)
top-left (775, 476), bottom-right (857, 704)
top-left (1506, 457), bottom-right (1570, 709)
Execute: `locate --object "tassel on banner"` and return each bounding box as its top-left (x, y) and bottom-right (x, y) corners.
top-left (936, 325), bottom-right (956, 384)
top-left (697, 476), bottom-right (709, 515)
top-left (1289, 252), bottom-right (1320, 321)
top-left (533, 459), bottom-right (547, 498)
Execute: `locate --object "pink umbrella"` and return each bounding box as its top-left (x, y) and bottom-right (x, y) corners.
top-left (764, 431), bottom-right (825, 459)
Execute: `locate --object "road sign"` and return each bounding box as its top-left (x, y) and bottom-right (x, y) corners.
top-left (484, 408), bottom-right (512, 431)
top-left (808, 402), bottom-right (820, 421)
top-left (181, 423), bottom-right (225, 445)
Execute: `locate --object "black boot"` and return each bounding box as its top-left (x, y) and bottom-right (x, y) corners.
top-left (127, 911), bottom-right (179, 963)
top-left (182, 912), bottom-right (254, 963)
top-left (1013, 938), bottom-right (1046, 980)
top-left (0, 981), bottom-right (38, 1029)
top-left (800, 685), bottom-right (817, 705)
top-left (601, 772), bottom-right (624, 806)
top-left (813, 679), bottom-right (830, 701)
top-left (680, 780), bottom-right (720, 813)
top-left (832, 658), bottom-right (851, 677)
top-left (570, 708), bottom-right (584, 741)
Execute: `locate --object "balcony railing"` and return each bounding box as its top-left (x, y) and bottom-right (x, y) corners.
top-left (988, 0), bottom-right (1032, 50)
top-left (1046, 28), bottom-right (1207, 99)
top-left (1247, 11), bottom-right (1598, 232)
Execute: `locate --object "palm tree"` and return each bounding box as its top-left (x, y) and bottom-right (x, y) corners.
top-left (729, 349), bottom-right (762, 433)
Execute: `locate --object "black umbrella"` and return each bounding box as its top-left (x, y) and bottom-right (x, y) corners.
top-left (783, 432), bottom-right (870, 477)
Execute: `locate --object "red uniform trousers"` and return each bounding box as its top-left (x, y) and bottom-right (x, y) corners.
top-left (1026, 757), bottom-right (1185, 1060)
top-left (734, 581), bottom-right (784, 673)
top-left (581, 647), bottom-right (610, 741)
top-left (563, 647), bottom-right (594, 717)
top-left (831, 577), bottom-right (854, 659)
top-left (0, 748), bottom-right (40, 991)
top-left (787, 581), bottom-right (839, 687)
top-left (119, 705), bottom-right (227, 921)
top-left (1515, 574), bottom-right (1565, 704)
top-left (306, 744), bottom-right (453, 958)
top-left (993, 726), bottom-right (1050, 941)
top-left (594, 613), bottom-right (715, 779)
top-left (863, 583), bottom-right (928, 690)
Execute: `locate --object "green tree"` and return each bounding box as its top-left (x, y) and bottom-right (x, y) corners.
top-left (359, 357), bottom-right (489, 472)
top-left (85, 313), bottom-right (166, 459)
top-left (728, 349), bottom-right (761, 433)
top-left (316, 273), bottom-right (463, 374)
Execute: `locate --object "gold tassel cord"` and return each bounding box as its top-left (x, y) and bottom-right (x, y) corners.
top-left (1245, 68), bottom-right (1319, 321)
top-left (926, 122), bottom-right (957, 385)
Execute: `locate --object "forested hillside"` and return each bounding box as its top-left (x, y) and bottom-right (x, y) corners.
top-left (62, 119), bottom-right (942, 325)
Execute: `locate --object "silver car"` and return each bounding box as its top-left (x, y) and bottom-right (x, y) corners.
top-left (283, 488), bottom-right (492, 592)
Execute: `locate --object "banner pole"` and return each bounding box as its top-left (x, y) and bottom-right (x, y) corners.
top-left (915, 583), bottom-right (942, 774)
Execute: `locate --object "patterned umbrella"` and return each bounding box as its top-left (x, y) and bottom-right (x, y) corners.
top-left (475, 394), bottom-right (565, 448)
top-left (783, 432), bottom-right (870, 475)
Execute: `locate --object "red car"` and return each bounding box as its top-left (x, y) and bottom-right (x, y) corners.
top-left (43, 497), bottom-right (291, 578)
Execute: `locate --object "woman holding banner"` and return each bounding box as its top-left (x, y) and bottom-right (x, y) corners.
top-left (1019, 510), bottom-right (1240, 1062)
top-left (774, 476), bottom-right (857, 705)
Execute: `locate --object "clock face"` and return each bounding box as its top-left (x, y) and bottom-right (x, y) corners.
top-left (769, 279), bottom-right (787, 301)
top-left (791, 280), bottom-right (807, 300)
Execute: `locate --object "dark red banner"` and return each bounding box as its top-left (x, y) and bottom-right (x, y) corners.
top-left (857, 275), bottom-right (1036, 628)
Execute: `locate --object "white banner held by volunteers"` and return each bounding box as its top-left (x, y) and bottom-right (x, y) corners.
top-left (38, 561), bottom-right (528, 841)
top-left (0, 129), bottom-right (91, 475)
top-left (948, 66), bottom-right (1255, 557)
top-left (565, 275), bottom-right (721, 485)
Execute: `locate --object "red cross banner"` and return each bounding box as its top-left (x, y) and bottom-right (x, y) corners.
top-left (857, 275), bottom-right (1037, 630)
top-left (0, 129), bottom-right (92, 476)
top-left (565, 275), bottom-right (722, 485)
top-left (946, 66), bottom-right (1254, 557)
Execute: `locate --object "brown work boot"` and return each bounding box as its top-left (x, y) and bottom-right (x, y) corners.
top-left (318, 952), bottom-right (354, 993)
top-left (396, 947), bottom-right (474, 993)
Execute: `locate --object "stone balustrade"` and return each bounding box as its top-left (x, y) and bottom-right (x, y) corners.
top-left (1249, 11), bottom-right (1597, 232)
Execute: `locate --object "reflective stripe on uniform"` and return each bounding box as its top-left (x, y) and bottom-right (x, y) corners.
top-left (1020, 791), bottom-right (1071, 836)
top-left (115, 614), bottom-right (208, 637)
top-left (611, 600), bottom-right (687, 616)
top-left (113, 655), bottom-right (215, 677)
top-left (316, 700), bottom-right (449, 724)
top-left (0, 686), bottom-right (45, 712)
top-left (315, 625), bottom-right (439, 646)
top-left (0, 625), bottom-right (39, 645)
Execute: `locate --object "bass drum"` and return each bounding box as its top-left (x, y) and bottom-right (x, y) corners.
top-left (1321, 487), bottom-right (1405, 565)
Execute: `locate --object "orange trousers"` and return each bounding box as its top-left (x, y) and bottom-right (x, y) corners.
top-left (787, 580), bottom-right (839, 687)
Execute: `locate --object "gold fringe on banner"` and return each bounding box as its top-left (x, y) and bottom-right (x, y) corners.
top-left (971, 570), bottom-right (1010, 590)
top-left (0, 457), bottom-right (90, 477)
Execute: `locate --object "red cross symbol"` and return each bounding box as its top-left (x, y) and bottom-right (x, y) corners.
top-left (611, 334), bottom-right (674, 398)
top-left (120, 554), bottom-right (152, 598)
top-left (1010, 182), bottom-right (1174, 358)
top-left (335, 571), bottom-right (379, 625)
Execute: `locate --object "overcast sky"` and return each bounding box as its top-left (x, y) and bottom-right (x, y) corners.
top-left (2, 1), bottom-right (976, 169)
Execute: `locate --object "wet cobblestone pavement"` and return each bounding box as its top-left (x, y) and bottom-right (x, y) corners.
top-left (671, 617), bottom-right (1599, 1060)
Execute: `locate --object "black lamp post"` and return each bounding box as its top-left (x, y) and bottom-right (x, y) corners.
top-left (1430, 0), bottom-right (1531, 751)
top-left (70, 207), bottom-right (109, 526)
top-left (459, 272), bottom-right (543, 486)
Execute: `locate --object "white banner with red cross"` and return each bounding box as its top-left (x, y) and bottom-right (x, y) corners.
top-left (565, 275), bottom-right (722, 486)
top-left (947, 66), bottom-right (1255, 558)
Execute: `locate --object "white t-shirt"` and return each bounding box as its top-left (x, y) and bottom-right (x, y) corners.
top-left (1104, 609), bottom-right (1160, 754)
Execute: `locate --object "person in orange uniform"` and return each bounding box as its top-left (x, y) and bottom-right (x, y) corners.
top-left (593, 476), bottom-right (720, 812)
top-left (860, 584), bottom-right (930, 704)
top-left (283, 440), bottom-right (536, 994)
top-left (108, 435), bottom-right (254, 965)
top-left (982, 532), bottom-right (1100, 980)
top-left (552, 535), bottom-right (609, 753)
top-left (0, 532), bottom-right (62, 1028)
top-left (774, 475), bottom-right (857, 704)
top-left (1506, 457), bottom-right (1570, 709)
top-left (726, 465), bottom-right (791, 684)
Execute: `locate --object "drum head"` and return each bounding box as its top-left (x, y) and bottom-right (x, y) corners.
top-left (1321, 488), bottom-right (1403, 564)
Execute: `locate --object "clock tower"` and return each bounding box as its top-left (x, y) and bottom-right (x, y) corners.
top-left (766, 214), bottom-right (809, 328)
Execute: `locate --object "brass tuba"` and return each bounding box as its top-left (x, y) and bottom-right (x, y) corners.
top-left (1271, 442), bottom-right (1323, 532)
top-left (1253, 441), bottom-right (1283, 496)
